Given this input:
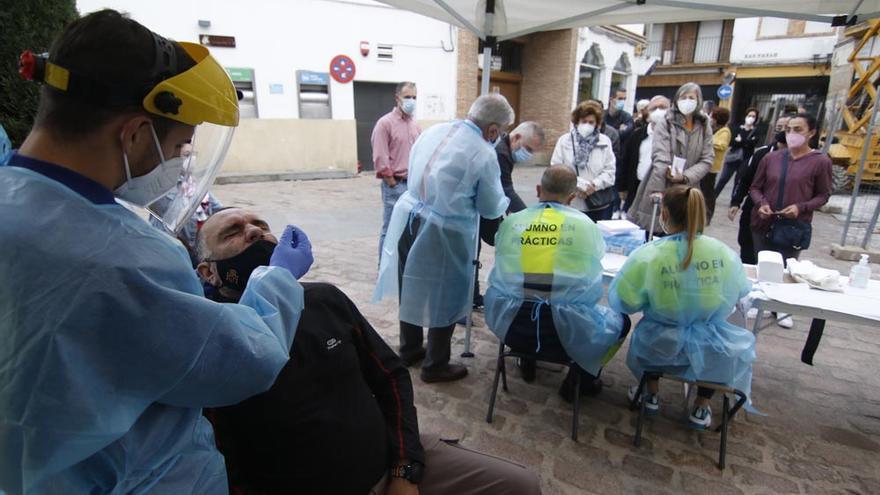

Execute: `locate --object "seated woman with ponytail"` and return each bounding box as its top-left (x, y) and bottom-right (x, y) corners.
top-left (609, 186), bottom-right (755, 430)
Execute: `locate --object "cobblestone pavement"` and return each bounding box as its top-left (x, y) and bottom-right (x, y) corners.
top-left (212, 165), bottom-right (880, 495)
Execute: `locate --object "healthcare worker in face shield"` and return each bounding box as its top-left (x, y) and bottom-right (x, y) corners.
top-left (610, 186), bottom-right (755, 431)
top-left (374, 94), bottom-right (512, 383)
top-left (0, 10), bottom-right (312, 495)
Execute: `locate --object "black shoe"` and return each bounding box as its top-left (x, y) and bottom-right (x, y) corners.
top-left (581, 377), bottom-right (604, 397)
top-left (399, 347), bottom-right (426, 367)
top-left (420, 363), bottom-right (468, 383)
top-left (558, 375), bottom-right (603, 403)
top-left (473, 294), bottom-right (484, 310)
top-left (558, 376), bottom-right (576, 403)
top-left (517, 358), bottom-right (536, 383)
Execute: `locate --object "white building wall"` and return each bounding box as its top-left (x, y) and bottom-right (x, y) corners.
top-left (76, 0), bottom-right (459, 121)
top-left (729, 18), bottom-right (838, 65)
top-left (571, 27), bottom-right (641, 111)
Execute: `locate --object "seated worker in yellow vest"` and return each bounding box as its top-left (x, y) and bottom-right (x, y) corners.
top-left (485, 166), bottom-right (631, 402)
top-left (609, 186), bottom-right (755, 430)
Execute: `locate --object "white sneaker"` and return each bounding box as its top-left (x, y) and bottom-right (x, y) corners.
top-left (620, 211), bottom-right (628, 220)
top-left (628, 386), bottom-right (660, 414)
top-left (777, 315), bottom-right (794, 329)
top-left (747, 308), bottom-right (773, 319)
top-left (688, 405), bottom-right (712, 430)
top-left (612, 210), bottom-right (621, 220)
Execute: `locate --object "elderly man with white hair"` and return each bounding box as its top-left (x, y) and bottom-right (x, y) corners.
top-left (495, 121), bottom-right (545, 213)
top-left (375, 94), bottom-right (513, 383)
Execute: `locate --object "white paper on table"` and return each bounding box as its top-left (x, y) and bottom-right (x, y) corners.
top-left (597, 220), bottom-right (641, 235)
top-left (758, 279), bottom-right (880, 322)
top-left (602, 253), bottom-right (628, 275)
top-left (671, 156), bottom-right (686, 176)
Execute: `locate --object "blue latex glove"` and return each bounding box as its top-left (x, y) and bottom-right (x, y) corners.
top-left (270, 225), bottom-right (313, 279)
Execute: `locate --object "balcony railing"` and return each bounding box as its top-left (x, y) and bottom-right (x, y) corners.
top-left (646, 36), bottom-right (727, 65)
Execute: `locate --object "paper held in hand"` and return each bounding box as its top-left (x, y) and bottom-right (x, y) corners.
top-left (671, 156), bottom-right (686, 176)
top-left (576, 177), bottom-right (590, 191)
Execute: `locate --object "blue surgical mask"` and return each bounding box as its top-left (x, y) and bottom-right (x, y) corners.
top-left (513, 146), bottom-right (533, 163)
top-left (401, 97), bottom-right (416, 115)
top-left (615, 100), bottom-right (625, 111)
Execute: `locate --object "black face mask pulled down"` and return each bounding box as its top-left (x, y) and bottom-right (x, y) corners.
top-left (211, 240), bottom-right (276, 293)
top-left (775, 130), bottom-right (787, 146)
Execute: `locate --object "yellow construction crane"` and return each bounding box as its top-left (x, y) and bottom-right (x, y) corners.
top-left (830, 20), bottom-right (880, 183)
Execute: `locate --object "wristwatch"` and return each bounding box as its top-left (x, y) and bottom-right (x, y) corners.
top-left (390, 462), bottom-right (424, 484)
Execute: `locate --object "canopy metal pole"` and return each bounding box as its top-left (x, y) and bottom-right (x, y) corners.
top-left (462, 216), bottom-right (480, 358)
top-left (480, 43), bottom-right (493, 96)
top-left (479, 0), bottom-right (496, 96)
top-left (464, 0), bottom-right (496, 358)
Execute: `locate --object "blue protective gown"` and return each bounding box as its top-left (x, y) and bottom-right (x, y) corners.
top-left (484, 202), bottom-right (624, 375)
top-left (373, 120), bottom-right (509, 328)
top-left (609, 233), bottom-right (755, 397)
top-left (0, 158), bottom-right (304, 495)
top-left (0, 125), bottom-right (10, 165)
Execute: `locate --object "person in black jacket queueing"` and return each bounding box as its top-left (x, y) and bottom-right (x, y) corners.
top-left (195, 208), bottom-right (542, 495)
top-left (715, 107), bottom-right (761, 201)
top-left (727, 113), bottom-right (792, 264)
top-left (618, 96), bottom-right (671, 215)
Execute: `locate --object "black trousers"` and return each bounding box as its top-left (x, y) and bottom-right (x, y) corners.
top-left (738, 202), bottom-right (757, 265)
top-left (397, 214), bottom-right (456, 369)
top-left (585, 204), bottom-right (613, 223)
top-left (700, 172), bottom-right (718, 225)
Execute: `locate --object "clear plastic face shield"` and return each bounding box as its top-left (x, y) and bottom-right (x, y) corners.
top-left (138, 41), bottom-right (239, 234)
top-left (145, 122), bottom-right (235, 233)
top-left (19, 35), bottom-right (238, 234)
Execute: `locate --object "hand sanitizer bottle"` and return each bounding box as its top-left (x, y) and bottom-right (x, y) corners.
top-left (849, 254), bottom-right (871, 289)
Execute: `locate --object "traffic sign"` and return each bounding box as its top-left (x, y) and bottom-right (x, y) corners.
top-left (329, 55), bottom-right (356, 83)
top-left (717, 84), bottom-right (733, 100)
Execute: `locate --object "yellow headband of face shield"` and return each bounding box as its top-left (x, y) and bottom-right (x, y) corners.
top-left (143, 42), bottom-right (239, 127)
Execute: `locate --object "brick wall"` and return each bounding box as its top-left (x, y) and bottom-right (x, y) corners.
top-left (456, 29), bottom-right (479, 118)
top-left (454, 28), bottom-right (578, 163)
top-left (520, 29), bottom-right (579, 162)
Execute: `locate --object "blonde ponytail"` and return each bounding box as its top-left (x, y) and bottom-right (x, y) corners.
top-left (682, 187), bottom-right (706, 269)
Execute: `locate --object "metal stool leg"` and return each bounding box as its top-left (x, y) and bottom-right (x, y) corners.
top-left (500, 353), bottom-right (509, 392)
top-left (719, 393), bottom-right (730, 470)
top-left (572, 368), bottom-right (582, 442)
top-left (486, 347), bottom-right (503, 423)
top-left (633, 373), bottom-right (649, 447)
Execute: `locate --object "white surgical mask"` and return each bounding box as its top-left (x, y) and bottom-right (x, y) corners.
top-left (649, 108), bottom-right (667, 124)
top-left (114, 125), bottom-right (185, 207)
top-left (577, 123), bottom-right (595, 138)
top-left (745, 116), bottom-right (756, 126)
top-left (401, 97), bottom-right (416, 115)
top-left (677, 98), bottom-right (698, 115)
